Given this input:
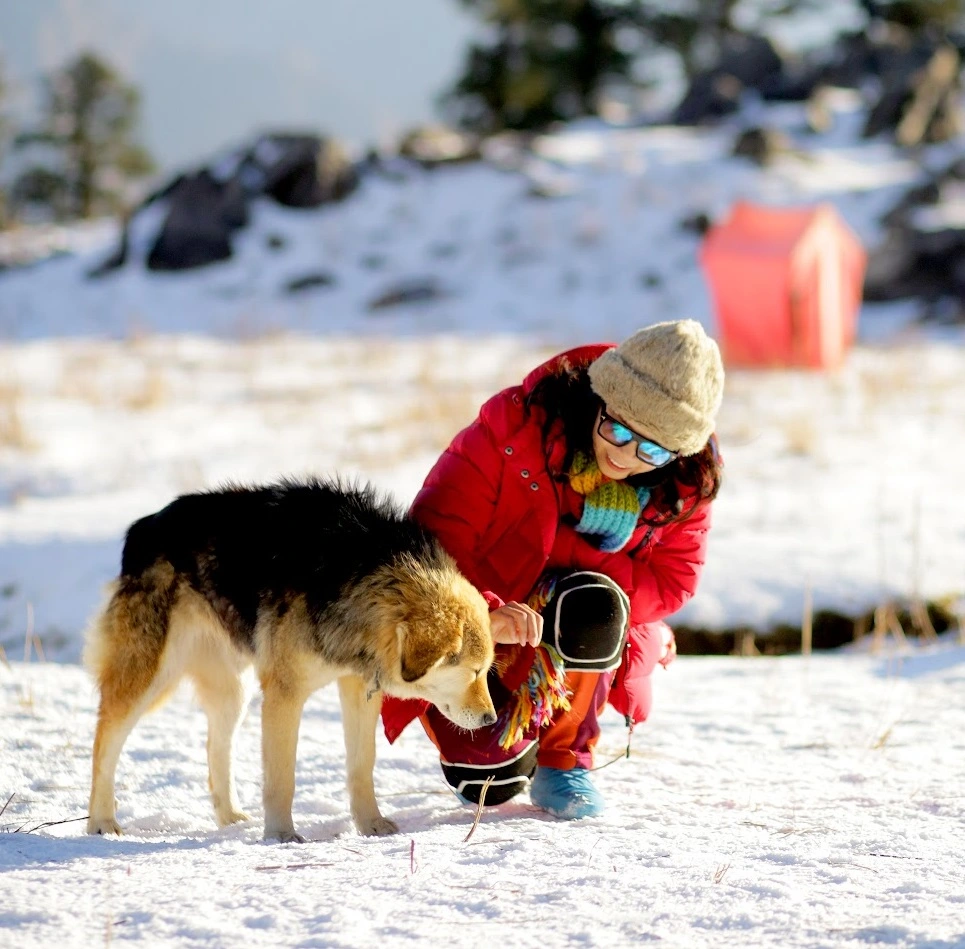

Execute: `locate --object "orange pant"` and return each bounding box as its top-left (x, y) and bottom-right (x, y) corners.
top-left (537, 669), bottom-right (613, 770)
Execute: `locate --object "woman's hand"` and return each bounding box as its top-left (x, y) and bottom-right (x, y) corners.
top-left (489, 601), bottom-right (543, 648)
top-left (658, 624), bottom-right (677, 668)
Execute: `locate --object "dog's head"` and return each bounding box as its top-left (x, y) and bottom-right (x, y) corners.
top-left (383, 560), bottom-right (496, 731)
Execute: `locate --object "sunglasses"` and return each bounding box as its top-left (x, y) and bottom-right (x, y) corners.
top-left (597, 408), bottom-right (678, 468)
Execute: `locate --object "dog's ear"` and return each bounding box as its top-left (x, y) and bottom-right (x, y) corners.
top-left (397, 622), bottom-right (461, 683)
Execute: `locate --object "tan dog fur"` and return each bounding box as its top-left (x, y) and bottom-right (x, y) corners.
top-left (86, 554), bottom-right (495, 842)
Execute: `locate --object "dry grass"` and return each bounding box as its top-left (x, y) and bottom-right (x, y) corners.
top-left (58, 350), bottom-right (169, 411)
top-left (0, 384), bottom-right (31, 449)
top-left (856, 359), bottom-right (918, 406)
top-left (352, 343), bottom-right (532, 469)
top-left (57, 351), bottom-right (110, 405)
top-left (122, 368), bottom-right (168, 411)
top-left (872, 725), bottom-right (894, 750)
top-left (782, 414), bottom-right (818, 457)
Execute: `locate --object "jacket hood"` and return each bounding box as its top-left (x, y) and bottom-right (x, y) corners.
top-left (521, 344), bottom-right (614, 396)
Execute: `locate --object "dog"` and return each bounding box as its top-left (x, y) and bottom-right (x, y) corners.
top-left (85, 478), bottom-right (496, 842)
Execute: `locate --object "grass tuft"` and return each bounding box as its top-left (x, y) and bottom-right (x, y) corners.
top-left (0, 384), bottom-right (31, 449)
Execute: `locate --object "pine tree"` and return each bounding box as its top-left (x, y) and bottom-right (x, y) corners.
top-left (14, 51), bottom-right (154, 220)
top-left (445, 0), bottom-right (964, 133)
top-left (443, 0), bottom-right (825, 133)
top-left (862, 0), bottom-right (965, 28)
top-left (443, 0), bottom-right (646, 133)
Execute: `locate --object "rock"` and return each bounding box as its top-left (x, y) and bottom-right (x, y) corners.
top-left (672, 72), bottom-right (744, 125)
top-left (759, 60), bottom-right (824, 103)
top-left (397, 125), bottom-right (480, 166)
top-left (672, 33), bottom-right (786, 124)
top-left (146, 171), bottom-right (247, 271)
top-left (863, 227), bottom-right (923, 301)
top-left (864, 221), bottom-right (965, 303)
top-left (679, 212), bottom-right (712, 236)
top-left (820, 24), bottom-right (915, 89)
top-left (367, 277), bottom-right (446, 311)
top-left (880, 179), bottom-right (941, 227)
top-left (731, 127), bottom-right (793, 166)
top-left (715, 33), bottom-right (785, 89)
top-left (250, 133), bottom-right (358, 208)
top-left (94, 130), bottom-right (360, 274)
top-left (283, 272), bottom-right (336, 294)
top-left (866, 156), bottom-right (965, 306)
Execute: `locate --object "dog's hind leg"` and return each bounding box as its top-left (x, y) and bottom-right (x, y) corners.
top-left (89, 690), bottom-right (156, 835)
top-left (338, 676), bottom-right (398, 837)
top-left (193, 667), bottom-right (254, 828)
top-left (260, 677), bottom-right (310, 843)
top-left (86, 579), bottom-right (178, 835)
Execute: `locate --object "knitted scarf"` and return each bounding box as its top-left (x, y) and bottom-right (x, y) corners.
top-left (568, 451), bottom-right (650, 553)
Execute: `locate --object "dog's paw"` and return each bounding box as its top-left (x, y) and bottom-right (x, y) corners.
top-left (264, 829), bottom-right (307, 844)
top-left (87, 816), bottom-right (123, 836)
top-left (357, 815), bottom-right (399, 837)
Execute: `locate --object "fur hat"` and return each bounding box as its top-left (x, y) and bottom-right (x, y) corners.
top-left (587, 320), bottom-right (724, 457)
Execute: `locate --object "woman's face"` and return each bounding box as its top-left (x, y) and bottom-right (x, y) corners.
top-left (592, 406), bottom-right (660, 480)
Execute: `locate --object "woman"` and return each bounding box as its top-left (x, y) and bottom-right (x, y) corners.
top-left (381, 319), bottom-right (725, 819)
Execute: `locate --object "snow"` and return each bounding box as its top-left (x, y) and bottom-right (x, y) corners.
top-left (2, 91), bottom-right (965, 947)
top-left (3, 643), bottom-right (965, 948)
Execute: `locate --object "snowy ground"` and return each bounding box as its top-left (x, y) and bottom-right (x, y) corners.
top-left (3, 640), bottom-right (964, 949)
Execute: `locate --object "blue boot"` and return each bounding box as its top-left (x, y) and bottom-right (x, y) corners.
top-left (530, 767), bottom-right (604, 819)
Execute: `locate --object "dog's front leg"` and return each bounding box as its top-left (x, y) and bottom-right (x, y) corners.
top-left (260, 681), bottom-right (309, 843)
top-left (338, 676), bottom-right (398, 836)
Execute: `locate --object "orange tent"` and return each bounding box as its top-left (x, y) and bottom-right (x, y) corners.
top-left (699, 202), bottom-right (866, 368)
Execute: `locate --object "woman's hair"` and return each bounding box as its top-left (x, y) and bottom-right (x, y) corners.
top-left (525, 362), bottom-right (722, 525)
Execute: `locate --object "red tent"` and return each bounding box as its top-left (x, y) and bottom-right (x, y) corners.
top-left (699, 202), bottom-right (866, 368)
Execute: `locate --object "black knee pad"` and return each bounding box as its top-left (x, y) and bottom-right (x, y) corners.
top-left (440, 742), bottom-right (538, 806)
top-left (540, 571), bottom-right (629, 672)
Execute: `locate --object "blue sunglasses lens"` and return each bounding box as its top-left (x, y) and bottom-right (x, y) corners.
top-left (600, 413), bottom-right (674, 466)
top-left (635, 440), bottom-right (673, 466)
top-left (608, 420), bottom-right (635, 445)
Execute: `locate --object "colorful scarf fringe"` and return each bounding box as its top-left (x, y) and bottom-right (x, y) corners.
top-left (497, 641), bottom-right (571, 751)
top-left (496, 574), bottom-right (571, 751)
top-left (568, 451), bottom-right (650, 553)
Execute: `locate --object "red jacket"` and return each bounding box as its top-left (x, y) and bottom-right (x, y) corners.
top-left (382, 344), bottom-right (714, 742)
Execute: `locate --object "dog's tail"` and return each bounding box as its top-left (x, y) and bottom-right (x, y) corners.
top-left (83, 561), bottom-right (178, 699)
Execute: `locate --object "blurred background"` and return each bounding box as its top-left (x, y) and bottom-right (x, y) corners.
top-left (2, 0), bottom-right (957, 225)
top-left (0, 0), bottom-right (478, 175)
